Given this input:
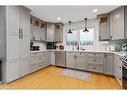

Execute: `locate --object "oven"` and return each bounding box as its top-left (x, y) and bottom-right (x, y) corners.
top-left (120, 56), bottom-right (127, 89)
top-left (122, 61), bottom-right (127, 89)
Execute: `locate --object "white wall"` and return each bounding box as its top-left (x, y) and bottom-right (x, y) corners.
top-left (63, 18), bottom-right (110, 51)
top-left (33, 42), bottom-right (46, 50)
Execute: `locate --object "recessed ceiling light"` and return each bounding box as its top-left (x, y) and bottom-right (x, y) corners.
top-left (57, 17), bottom-right (61, 20)
top-left (93, 9), bottom-right (98, 13)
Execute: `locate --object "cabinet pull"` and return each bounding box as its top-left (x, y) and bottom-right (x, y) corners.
top-left (21, 29), bottom-right (23, 39)
top-left (19, 29), bottom-right (21, 38)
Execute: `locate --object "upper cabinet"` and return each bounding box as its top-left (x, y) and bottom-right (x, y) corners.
top-left (110, 6), bottom-right (125, 40)
top-left (98, 6), bottom-right (127, 41)
top-left (30, 16), bottom-right (46, 41)
top-left (98, 14), bottom-right (110, 41)
top-left (46, 22), bottom-right (63, 42)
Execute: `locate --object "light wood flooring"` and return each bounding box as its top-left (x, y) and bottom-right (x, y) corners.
top-left (0, 66), bottom-right (123, 89)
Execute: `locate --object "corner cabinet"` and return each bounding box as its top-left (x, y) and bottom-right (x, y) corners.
top-left (110, 6), bottom-right (127, 40)
top-left (98, 14), bottom-right (110, 41)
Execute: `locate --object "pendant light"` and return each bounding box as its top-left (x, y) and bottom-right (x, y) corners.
top-left (68, 21), bottom-right (72, 33)
top-left (83, 18), bottom-right (89, 32)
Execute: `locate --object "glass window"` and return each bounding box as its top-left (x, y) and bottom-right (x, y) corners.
top-left (80, 29), bottom-right (94, 45)
top-left (66, 30), bottom-right (78, 45)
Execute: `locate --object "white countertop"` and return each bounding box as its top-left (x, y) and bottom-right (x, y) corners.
top-left (30, 50), bottom-right (127, 56)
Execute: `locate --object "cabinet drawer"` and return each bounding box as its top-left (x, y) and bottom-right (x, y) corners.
top-left (87, 53), bottom-right (104, 57)
top-left (88, 57), bottom-right (104, 64)
top-left (88, 64), bottom-right (103, 73)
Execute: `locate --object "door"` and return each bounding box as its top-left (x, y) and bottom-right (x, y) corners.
top-left (6, 6), bottom-right (20, 34)
top-left (76, 53), bottom-right (87, 70)
top-left (6, 6), bottom-right (20, 61)
top-left (7, 32), bottom-right (20, 61)
top-left (66, 52), bottom-right (75, 68)
top-left (112, 7), bottom-right (124, 40)
top-left (20, 58), bottom-right (30, 77)
top-left (104, 54), bottom-right (114, 75)
top-left (20, 7), bottom-right (30, 76)
top-left (7, 59), bottom-right (20, 83)
top-left (47, 23), bottom-right (54, 42)
top-left (99, 14), bottom-right (110, 41)
top-left (20, 7), bottom-right (30, 58)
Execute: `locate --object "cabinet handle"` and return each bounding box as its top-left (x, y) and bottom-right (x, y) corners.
top-left (93, 53), bottom-right (96, 55)
top-left (119, 78), bottom-right (121, 81)
top-left (19, 29), bottom-right (21, 39)
top-left (110, 36), bottom-right (112, 40)
top-left (21, 29), bottom-right (23, 39)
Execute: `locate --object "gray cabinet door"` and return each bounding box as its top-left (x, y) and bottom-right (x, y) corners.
top-left (99, 14), bottom-right (110, 41)
top-left (46, 23), bottom-right (54, 42)
top-left (76, 53), bottom-right (87, 70)
top-left (7, 59), bottom-right (20, 83)
top-left (111, 7), bottom-right (124, 40)
top-left (21, 58), bottom-right (30, 77)
top-left (6, 6), bottom-right (20, 34)
top-left (104, 54), bottom-right (114, 75)
top-left (66, 52), bottom-right (75, 68)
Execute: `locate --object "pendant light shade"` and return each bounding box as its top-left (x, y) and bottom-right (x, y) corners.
top-left (83, 18), bottom-right (89, 32)
top-left (68, 21), bottom-right (72, 33)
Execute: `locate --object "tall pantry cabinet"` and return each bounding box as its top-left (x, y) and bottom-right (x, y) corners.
top-left (0, 6), bottom-right (31, 83)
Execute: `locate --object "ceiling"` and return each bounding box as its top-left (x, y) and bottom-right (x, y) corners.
top-left (26, 6), bottom-right (119, 23)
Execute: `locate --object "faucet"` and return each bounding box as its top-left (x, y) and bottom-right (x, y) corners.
top-left (75, 42), bottom-right (80, 50)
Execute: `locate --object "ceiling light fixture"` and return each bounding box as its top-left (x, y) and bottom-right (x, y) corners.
top-left (57, 17), bottom-right (61, 20)
top-left (83, 18), bottom-right (89, 32)
top-left (93, 9), bottom-right (98, 13)
top-left (68, 21), bottom-right (72, 33)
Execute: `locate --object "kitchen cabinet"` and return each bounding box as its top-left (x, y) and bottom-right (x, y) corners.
top-left (5, 6), bottom-right (31, 82)
top-left (30, 16), bottom-right (46, 41)
top-left (50, 52), bottom-right (55, 65)
top-left (114, 54), bottom-right (122, 86)
top-left (30, 52), bottom-right (50, 73)
top-left (46, 23), bottom-right (63, 42)
top-left (75, 53), bottom-right (87, 70)
top-left (104, 54), bottom-right (114, 75)
top-left (110, 6), bottom-right (127, 40)
top-left (87, 53), bottom-right (104, 73)
top-left (66, 52), bottom-right (87, 70)
top-left (54, 23), bottom-right (63, 42)
top-left (46, 23), bottom-right (55, 42)
top-left (66, 52), bottom-right (76, 68)
top-left (98, 14), bottom-right (110, 41)
top-left (6, 59), bottom-right (20, 83)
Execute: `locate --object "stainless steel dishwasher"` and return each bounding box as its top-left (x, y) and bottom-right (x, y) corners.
top-left (55, 51), bottom-right (66, 67)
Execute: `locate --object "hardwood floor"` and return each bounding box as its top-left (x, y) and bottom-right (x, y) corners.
top-left (0, 66), bottom-right (122, 89)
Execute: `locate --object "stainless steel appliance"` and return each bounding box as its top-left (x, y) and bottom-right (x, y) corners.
top-left (55, 51), bottom-right (66, 67)
top-left (120, 55), bottom-right (127, 89)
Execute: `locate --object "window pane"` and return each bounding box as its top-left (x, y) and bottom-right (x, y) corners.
top-left (66, 31), bottom-right (78, 45)
top-left (80, 29), bottom-right (94, 45)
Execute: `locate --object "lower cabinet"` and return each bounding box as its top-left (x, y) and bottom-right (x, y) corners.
top-left (30, 52), bottom-right (50, 73)
top-left (6, 59), bottom-right (20, 83)
top-left (104, 54), bottom-right (114, 75)
top-left (114, 54), bottom-right (122, 86)
top-left (66, 52), bottom-right (87, 70)
top-left (66, 52), bottom-right (76, 69)
top-left (21, 57), bottom-right (31, 77)
top-left (86, 53), bottom-right (104, 73)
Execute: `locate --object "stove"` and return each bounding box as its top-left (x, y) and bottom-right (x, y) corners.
top-left (120, 55), bottom-right (127, 89)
